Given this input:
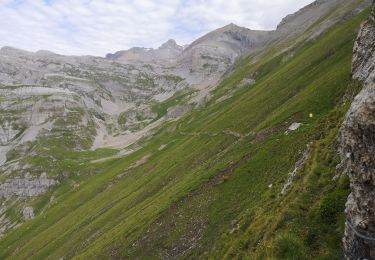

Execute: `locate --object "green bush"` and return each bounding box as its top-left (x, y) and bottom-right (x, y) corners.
top-left (273, 232), bottom-right (307, 259)
top-left (317, 190), bottom-right (348, 225)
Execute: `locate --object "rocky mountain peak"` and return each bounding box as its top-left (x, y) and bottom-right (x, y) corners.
top-left (186, 23), bottom-right (270, 53)
top-left (221, 23), bottom-right (241, 30)
top-left (159, 39), bottom-right (182, 50)
top-left (105, 39), bottom-right (184, 63)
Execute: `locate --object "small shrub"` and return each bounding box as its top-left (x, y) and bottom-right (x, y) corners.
top-left (317, 190), bottom-right (348, 225)
top-left (273, 232), bottom-right (307, 259)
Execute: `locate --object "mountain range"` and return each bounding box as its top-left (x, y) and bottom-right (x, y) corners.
top-left (0, 0), bottom-right (374, 258)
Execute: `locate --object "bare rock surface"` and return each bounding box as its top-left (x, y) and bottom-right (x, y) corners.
top-left (238, 77), bottom-right (256, 88)
top-left (285, 122), bottom-right (302, 134)
top-left (0, 173), bottom-right (57, 198)
top-left (340, 2), bottom-right (375, 258)
top-left (281, 147), bottom-right (310, 195)
top-left (166, 105), bottom-right (192, 119)
top-left (275, 0), bottom-right (372, 41)
top-left (22, 206), bottom-right (34, 220)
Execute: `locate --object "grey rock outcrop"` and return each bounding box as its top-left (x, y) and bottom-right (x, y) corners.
top-left (281, 147), bottom-right (310, 195)
top-left (22, 206), bottom-right (34, 220)
top-left (0, 174), bottom-right (57, 198)
top-left (238, 77), bottom-right (256, 88)
top-left (166, 105), bottom-right (192, 119)
top-left (285, 122), bottom-right (303, 135)
top-left (340, 2), bottom-right (375, 259)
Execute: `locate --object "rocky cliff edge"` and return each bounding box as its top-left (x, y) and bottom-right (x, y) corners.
top-left (340, 2), bottom-right (375, 258)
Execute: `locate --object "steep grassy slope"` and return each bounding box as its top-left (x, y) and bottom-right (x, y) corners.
top-left (0, 8), bottom-right (370, 260)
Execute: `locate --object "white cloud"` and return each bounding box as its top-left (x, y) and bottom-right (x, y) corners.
top-left (0, 0), bottom-right (314, 56)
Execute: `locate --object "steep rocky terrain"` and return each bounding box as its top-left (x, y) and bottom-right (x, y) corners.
top-left (340, 1), bottom-right (375, 258)
top-left (0, 23), bottom-right (275, 237)
top-left (0, 24), bottom-right (271, 170)
top-left (0, 0), bottom-right (373, 258)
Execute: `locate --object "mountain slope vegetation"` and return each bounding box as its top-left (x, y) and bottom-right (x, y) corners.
top-left (0, 4), bottom-right (371, 259)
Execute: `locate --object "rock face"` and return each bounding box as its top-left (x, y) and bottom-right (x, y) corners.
top-left (0, 45), bottom-right (190, 168)
top-left (166, 105), bottom-right (192, 119)
top-left (340, 2), bottom-right (375, 259)
top-left (281, 147), bottom-right (310, 195)
top-left (352, 5), bottom-right (375, 82)
top-left (176, 24), bottom-right (270, 83)
top-left (22, 207), bottom-right (34, 220)
top-left (0, 173), bottom-right (57, 198)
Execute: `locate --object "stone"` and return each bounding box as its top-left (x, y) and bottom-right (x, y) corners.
top-left (281, 148), bottom-right (310, 195)
top-left (166, 105), bottom-right (192, 119)
top-left (238, 78), bottom-right (256, 88)
top-left (158, 144), bottom-right (167, 151)
top-left (22, 207), bottom-right (34, 220)
top-left (285, 122), bottom-right (302, 134)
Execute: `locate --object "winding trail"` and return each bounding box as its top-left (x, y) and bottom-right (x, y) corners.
top-left (179, 129), bottom-right (251, 139)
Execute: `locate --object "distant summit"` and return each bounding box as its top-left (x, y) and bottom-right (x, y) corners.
top-left (159, 39), bottom-right (183, 50)
top-left (105, 23), bottom-right (271, 73)
top-left (105, 39), bottom-right (184, 63)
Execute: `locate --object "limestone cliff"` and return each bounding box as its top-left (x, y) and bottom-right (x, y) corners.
top-left (340, 2), bottom-right (375, 259)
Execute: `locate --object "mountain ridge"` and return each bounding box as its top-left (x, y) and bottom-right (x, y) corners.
top-left (0, 0), bottom-right (373, 258)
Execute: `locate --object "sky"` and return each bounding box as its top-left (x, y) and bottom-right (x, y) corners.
top-left (0, 0), bottom-right (314, 56)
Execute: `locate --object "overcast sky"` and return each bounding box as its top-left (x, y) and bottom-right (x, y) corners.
top-left (0, 0), bottom-right (314, 56)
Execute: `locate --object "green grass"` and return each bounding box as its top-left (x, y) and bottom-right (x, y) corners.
top-left (0, 7), bottom-right (370, 260)
top-left (150, 88), bottom-right (194, 119)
